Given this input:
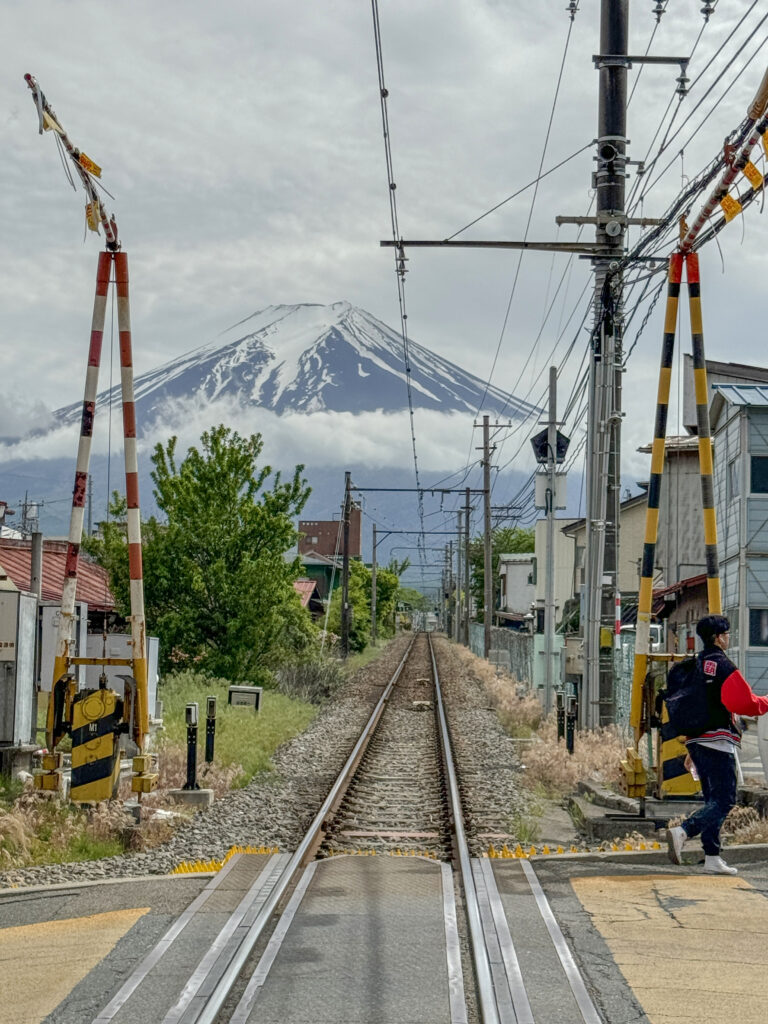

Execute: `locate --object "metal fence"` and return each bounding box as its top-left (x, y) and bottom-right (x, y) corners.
top-left (468, 624), bottom-right (534, 686)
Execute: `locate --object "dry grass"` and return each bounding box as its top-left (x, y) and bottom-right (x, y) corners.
top-left (723, 804), bottom-right (768, 845)
top-left (448, 642), bottom-right (624, 798)
top-left (0, 787), bottom-right (131, 869)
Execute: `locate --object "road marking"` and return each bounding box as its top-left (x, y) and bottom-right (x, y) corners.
top-left (0, 908), bottom-right (148, 1024)
top-left (572, 873), bottom-right (768, 1024)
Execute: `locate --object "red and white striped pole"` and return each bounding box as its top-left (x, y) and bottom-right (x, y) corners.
top-left (115, 252), bottom-right (149, 746)
top-left (49, 252), bottom-right (111, 742)
top-left (614, 591), bottom-right (621, 650)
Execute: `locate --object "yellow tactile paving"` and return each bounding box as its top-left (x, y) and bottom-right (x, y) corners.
top-left (0, 908), bottom-right (148, 1024)
top-left (572, 874), bottom-right (768, 1024)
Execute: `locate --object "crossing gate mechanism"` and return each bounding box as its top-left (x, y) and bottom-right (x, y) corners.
top-left (624, 66), bottom-right (768, 801)
top-left (25, 74), bottom-right (157, 802)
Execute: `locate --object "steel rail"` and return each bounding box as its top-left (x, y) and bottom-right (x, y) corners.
top-left (427, 634), bottom-right (500, 1024)
top-left (190, 634), bottom-right (418, 1024)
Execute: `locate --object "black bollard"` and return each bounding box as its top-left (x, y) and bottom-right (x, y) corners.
top-left (183, 702), bottom-right (200, 790)
top-left (205, 696), bottom-right (216, 765)
top-left (565, 695), bottom-right (577, 755)
top-left (556, 691), bottom-right (565, 741)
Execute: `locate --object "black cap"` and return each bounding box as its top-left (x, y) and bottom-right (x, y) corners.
top-left (696, 614), bottom-right (730, 643)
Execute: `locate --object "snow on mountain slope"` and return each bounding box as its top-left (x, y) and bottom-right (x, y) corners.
top-left (55, 301), bottom-right (538, 427)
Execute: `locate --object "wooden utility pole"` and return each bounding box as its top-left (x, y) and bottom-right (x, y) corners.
top-left (341, 471), bottom-right (351, 658)
top-left (482, 414), bottom-right (493, 658)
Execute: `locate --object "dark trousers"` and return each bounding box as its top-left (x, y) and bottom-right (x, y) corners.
top-left (682, 744), bottom-right (737, 856)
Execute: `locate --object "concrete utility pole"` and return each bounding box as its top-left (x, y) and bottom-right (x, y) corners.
top-left (371, 523), bottom-right (378, 647)
top-left (544, 366), bottom-right (558, 715)
top-left (464, 488), bottom-right (471, 646)
top-left (455, 511), bottom-right (462, 643)
top-left (341, 471), bottom-right (351, 658)
top-left (583, 0), bottom-right (628, 727)
top-left (482, 415), bottom-right (493, 658)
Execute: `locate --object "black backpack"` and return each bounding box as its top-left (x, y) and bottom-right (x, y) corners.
top-left (662, 656), bottom-right (711, 736)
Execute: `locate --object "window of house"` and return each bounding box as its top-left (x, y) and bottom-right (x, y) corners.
top-left (751, 456), bottom-right (768, 493)
top-left (749, 609), bottom-right (768, 646)
top-left (527, 557), bottom-right (537, 586)
top-left (727, 459), bottom-right (739, 501)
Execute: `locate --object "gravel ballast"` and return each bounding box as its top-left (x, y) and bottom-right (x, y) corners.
top-left (0, 635), bottom-right (530, 888)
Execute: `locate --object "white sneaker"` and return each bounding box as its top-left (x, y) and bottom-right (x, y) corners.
top-left (703, 855), bottom-right (738, 875)
top-left (666, 825), bottom-right (687, 865)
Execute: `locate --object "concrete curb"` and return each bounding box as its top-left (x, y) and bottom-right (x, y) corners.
top-left (521, 842), bottom-right (768, 866)
top-left (0, 871), bottom-right (215, 898)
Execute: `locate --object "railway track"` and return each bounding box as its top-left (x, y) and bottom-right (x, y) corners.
top-left (88, 633), bottom-right (603, 1024)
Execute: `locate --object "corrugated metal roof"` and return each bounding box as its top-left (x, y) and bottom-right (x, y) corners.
top-left (0, 539), bottom-right (115, 611)
top-left (712, 383), bottom-right (768, 406)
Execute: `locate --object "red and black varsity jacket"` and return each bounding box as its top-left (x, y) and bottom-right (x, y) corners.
top-left (689, 645), bottom-right (768, 744)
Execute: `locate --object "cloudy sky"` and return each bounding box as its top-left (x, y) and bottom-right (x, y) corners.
top-left (1, 0), bottom-right (767, 539)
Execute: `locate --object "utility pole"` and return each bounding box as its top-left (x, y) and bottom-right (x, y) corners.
top-left (455, 511), bottom-right (462, 643)
top-left (464, 487), bottom-right (471, 646)
top-left (583, 0), bottom-right (628, 727)
top-left (371, 523), bottom-right (377, 647)
top-left (544, 366), bottom-right (558, 715)
top-left (482, 414), bottom-right (493, 658)
top-left (341, 471), bottom-right (351, 658)
top-left (448, 540), bottom-right (454, 640)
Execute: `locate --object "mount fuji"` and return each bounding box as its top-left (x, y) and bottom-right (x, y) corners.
top-left (54, 301), bottom-right (537, 427)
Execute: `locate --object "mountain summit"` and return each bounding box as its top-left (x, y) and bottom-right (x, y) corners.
top-left (56, 302), bottom-right (536, 426)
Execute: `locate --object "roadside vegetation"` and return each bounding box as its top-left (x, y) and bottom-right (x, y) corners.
top-left (449, 643), bottom-right (625, 798)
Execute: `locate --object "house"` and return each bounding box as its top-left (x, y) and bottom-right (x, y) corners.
top-left (635, 435), bottom-right (707, 588)
top-left (561, 493), bottom-right (649, 616)
top-left (710, 383), bottom-right (768, 694)
top-left (0, 537), bottom-right (115, 622)
top-left (497, 552), bottom-right (536, 629)
top-left (298, 550), bottom-right (343, 601)
top-left (293, 577), bottom-right (324, 620)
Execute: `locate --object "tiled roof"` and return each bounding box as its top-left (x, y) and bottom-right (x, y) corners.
top-left (0, 539), bottom-right (115, 611)
top-left (293, 578), bottom-right (318, 607)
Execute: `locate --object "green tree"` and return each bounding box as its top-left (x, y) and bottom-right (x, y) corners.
top-left (327, 562), bottom-right (402, 652)
top-left (87, 426), bottom-right (314, 682)
top-left (469, 526), bottom-right (535, 623)
top-left (397, 587), bottom-right (431, 613)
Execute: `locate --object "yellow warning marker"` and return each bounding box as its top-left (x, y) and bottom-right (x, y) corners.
top-left (743, 160), bottom-right (763, 189)
top-left (720, 193), bottom-right (743, 221)
top-left (77, 151), bottom-right (102, 177)
top-left (557, 846), bottom-right (565, 854)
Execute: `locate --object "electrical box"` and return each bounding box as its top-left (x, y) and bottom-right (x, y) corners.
top-left (228, 685), bottom-right (263, 712)
top-left (534, 471), bottom-right (567, 510)
top-left (38, 602), bottom-right (88, 691)
top-left (0, 591), bottom-right (38, 746)
top-left (84, 633), bottom-right (159, 720)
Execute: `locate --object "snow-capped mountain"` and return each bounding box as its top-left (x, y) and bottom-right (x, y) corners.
top-left (55, 302), bottom-right (537, 426)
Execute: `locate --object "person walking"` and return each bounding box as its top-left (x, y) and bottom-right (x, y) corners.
top-left (667, 614), bottom-right (768, 874)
